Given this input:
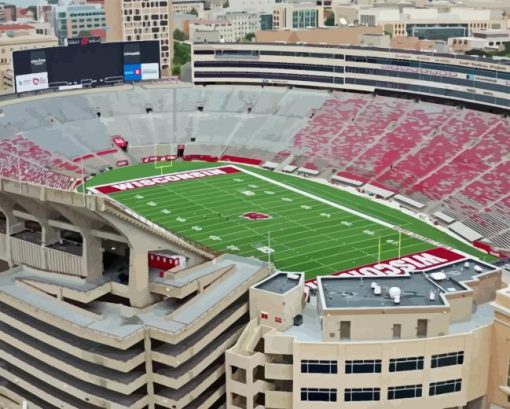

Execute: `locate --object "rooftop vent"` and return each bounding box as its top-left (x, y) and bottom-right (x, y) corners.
top-left (389, 287), bottom-right (401, 299)
top-left (431, 272), bottom-right (447, 281)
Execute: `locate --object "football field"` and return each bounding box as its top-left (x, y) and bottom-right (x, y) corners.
top-left (87, 161), bottom-right (494, 280)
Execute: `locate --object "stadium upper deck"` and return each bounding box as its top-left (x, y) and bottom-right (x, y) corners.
top-left (193, 42), bottom-right (510, 110)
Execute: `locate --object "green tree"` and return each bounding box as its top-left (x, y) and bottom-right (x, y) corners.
top-left (78, 30), bottom-right (92, 38)
top-left (27, 6), bottom-right (38, 19)
top-left (189, 7), bottom-right (198, 16)
top-left (465, 41), bottom-right (510, 58)
top-left (325, 12), bottom-right (335, 26)
top-left (172, 42), bottom-right (191, 76)
top-left (243, 32), bottom-right (255, 42)
top-left (173, 28), bottom-right (187, 41)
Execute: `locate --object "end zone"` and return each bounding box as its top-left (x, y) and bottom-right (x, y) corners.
top-left (305, 247), bottom-right (466, 287)
top-left (90, 166), bottom-right (241, 194)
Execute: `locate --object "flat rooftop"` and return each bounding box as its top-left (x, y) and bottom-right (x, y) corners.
top-left (319, 273), bottom-right (463, 309)
top-left (427, 259), bottom-right (496, 283)
top-left (0, 255), bottom-right (267, 339)
top-left (254, 272), bottom-right (301, 294)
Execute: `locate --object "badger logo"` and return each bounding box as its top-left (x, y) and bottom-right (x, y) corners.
top-left (241, 212), bottom-right (272, 220)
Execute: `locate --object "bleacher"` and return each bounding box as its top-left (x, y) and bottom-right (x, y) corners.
top-left (0, 85), bottom-right (509, 247)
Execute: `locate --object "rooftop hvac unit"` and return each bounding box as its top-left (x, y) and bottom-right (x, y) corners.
top-left (374, 286), bottom-right (382, 295)
top-left (429, 290), bottom-right (436, 301)
top-left (393, 296), bottom-right (400, 304)
top-left (430, 272), bottom-right (447, 281)
top-left (474, 265), bottom-right (483, 273)
top-left (389, 286), bottom-right (401, 299)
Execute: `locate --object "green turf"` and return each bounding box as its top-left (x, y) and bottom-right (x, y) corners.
top-left (86, 161), bottom-right (495, 279)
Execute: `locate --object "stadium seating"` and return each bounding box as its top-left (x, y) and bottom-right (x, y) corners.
top-left (1, 85), bottom-right (509, 248)
top-left (0, 151), bottom-right (74, 189)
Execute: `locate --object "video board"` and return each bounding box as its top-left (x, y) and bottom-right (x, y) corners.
top-left (13, 40), bottom-right (160, 93)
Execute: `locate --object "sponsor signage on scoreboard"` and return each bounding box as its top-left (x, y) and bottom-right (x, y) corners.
top-left (141, 63), bottom-right (160, 80)
top-left (15, 72), bottom-right (49, 93)
top-left (124, 64), bottom-right (142, 81)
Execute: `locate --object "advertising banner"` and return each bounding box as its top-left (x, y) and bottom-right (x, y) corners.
top-left (141, 63), bottom-right (159, 80)
top-left (15, 72), bottom-right (49, 93)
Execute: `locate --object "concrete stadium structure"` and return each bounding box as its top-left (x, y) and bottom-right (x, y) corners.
top-left (0, 64), bottom-right (507, 408)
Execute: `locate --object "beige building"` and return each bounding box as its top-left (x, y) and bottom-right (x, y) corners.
top-left (173, 0), bottom-right (205, 15)
top-left (272, 3), bottom-right (324, 30)
top-left (190, 18), bottom-right (234, 43)
top-left (254, 25), bottom-right (384, 45)
top-left (0, 26), bottom-right (57, 94)
top-left (105, 0), bottom-right (173, 76)
top-left (227, 263), bottom-right (510, 409)
top-left (0, 167), bottom-right (271, 408)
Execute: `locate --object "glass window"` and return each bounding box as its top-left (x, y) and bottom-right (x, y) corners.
top-left (301, 360), bottom-right (337, 374)
top-left (431, 351), bottom-right (464, 368)
top-left (429, 379), bottom-right (462, 396)
top-left (388, 384), bottom-right (422, 400)
top-left (389, 356), bottom-right (424, 372)
top-left (345, 360), bottom-right (382, 374)
top-left (345, 388), bottom-right (380, 402)
top-left (301, 388), bottom-right (337, 402)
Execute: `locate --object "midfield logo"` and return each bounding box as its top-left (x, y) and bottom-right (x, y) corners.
top-left (241, 212), bottom-right (272, 221)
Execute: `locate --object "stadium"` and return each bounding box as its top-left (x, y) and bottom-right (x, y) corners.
top-left (0, 42), bottom-right (508, 409)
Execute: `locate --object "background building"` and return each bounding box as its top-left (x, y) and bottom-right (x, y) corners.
top-left (52, 4), bottom-right (106, 45)
top-left (0, 24), bottom-right (57, 95)
top-left (273, 3), bottom-right (324, 30)
top-left (105, 0), bottom-right (173, 76)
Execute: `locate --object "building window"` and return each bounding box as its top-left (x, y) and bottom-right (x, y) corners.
top-left (301, 388), bottom-right (337, 402)
top-left (388, 384), bottom-right (423, 400)
top-left (417, 319), bottom-right (428, 337)
top-left (301, 360), bottom-right (337, 374)
top-left (429, 379), bottom-right (462, 396)
top-left (392, 323), bottom-right (401, 339)
top-left (431, 351), bottom-right (464, 368)
top-left (345, 360), bottom-right (382, 374)
top-left (345, 388), bottom-right (380, 402)
top-left (389, 356), bottom-right (424, 372)
top-left (340, 321), bottom-right (351, 340)
top-left (507, 360), bottom-right (510, 387)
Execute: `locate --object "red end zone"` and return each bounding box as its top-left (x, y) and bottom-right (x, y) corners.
top-left (306, 247), bottom-right (466, 286)
top-left (92, 166), bottom-right (241, 194)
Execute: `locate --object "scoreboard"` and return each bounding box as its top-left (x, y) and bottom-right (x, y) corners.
top-left (13, 40), bottom-right (160, 93)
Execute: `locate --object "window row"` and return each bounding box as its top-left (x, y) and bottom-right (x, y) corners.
top-left (301, 352), bottom-right (463, 374)
top-left (194, 60), bottom-right (344, 73)
top-left (301, 380), bottom-right (461, 402)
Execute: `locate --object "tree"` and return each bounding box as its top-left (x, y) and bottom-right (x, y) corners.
top-left (173, 28), bottom-right (187, 41)
top-left (172, 42), bottom-right (191, 76)
top-left (78, 30), bottom-right (92, 38)
top-left (189, 7), bottom-right (198, 16)
top-left (243, 32), bottom-right (255, 42)
top-left (27, 6), bottom-right (38, 19)
top-left (325, 12), bottom-right (335, 26)
top-left (172, 65), bottom-right (181, 76)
